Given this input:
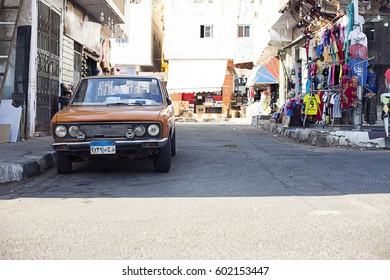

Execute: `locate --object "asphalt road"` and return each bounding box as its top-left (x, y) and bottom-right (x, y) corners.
top-left (0, 123), bottom-right (389, 259)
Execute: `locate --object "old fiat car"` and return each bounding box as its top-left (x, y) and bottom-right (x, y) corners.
top-left (50, 75), bottom-right (176, 173)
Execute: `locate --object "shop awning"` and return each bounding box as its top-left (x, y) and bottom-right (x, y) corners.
top-left (166, 60), bottom-right (227, 93)
top-left (246, 57), bottom-right (279, 86)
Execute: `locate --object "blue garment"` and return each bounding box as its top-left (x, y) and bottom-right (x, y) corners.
top-left (349, 58), bottom-right (368, 86)
top-left (366, 69), bottom-right (377, 93)
top-left (316, 44), bottom-right (324, 56)
top-left (306, 76), bottom-right (312, 94)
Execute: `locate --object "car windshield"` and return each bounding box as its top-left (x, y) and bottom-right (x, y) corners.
top-left (71, 77), bottom-right (164, 106)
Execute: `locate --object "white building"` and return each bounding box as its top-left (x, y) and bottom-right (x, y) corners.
top-left (164, 0), bottom-right (272, 117)
top-left (110, 0), bottom-right (164, 74)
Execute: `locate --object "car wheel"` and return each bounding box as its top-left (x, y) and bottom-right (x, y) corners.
top-left (154, 136), bottom-right (171, 172)
top-left (56, 152), bottom-right (72, 174)
top-left (171, 130), bottom-right (176, 157)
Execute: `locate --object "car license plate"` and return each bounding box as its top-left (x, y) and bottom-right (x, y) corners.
top-left (90, 140), bottom-right (116, 155)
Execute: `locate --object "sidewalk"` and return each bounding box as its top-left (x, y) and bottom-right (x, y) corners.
top-left (258, 121), bottom-right (390, 149)
top-left (0, 117), bottom-right (389, 184)
top-left (0, 136), bottom-right (55, 184)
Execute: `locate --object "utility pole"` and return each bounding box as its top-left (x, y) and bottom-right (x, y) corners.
top-left (353, 0), bottom-right (363, 130)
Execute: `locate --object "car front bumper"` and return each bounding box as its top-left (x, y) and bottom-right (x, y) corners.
top-left (51, 138), bottom-right (168, 153)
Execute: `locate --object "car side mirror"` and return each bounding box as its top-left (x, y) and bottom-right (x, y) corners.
top-left (166, 98), bottom-right (172, 105)
top-left (58, 96), bottom-right (70, 107)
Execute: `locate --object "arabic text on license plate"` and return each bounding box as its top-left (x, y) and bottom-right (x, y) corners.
top-left (90, 141), bottom-right (116, 155)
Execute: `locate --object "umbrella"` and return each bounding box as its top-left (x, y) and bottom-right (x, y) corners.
top-left (246, 57), bottom-right (279, 86)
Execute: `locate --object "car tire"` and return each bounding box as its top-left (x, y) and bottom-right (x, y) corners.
top-left (56, 152), bottom-right (72, 174)
top-left (171, 130), bottom-right (176, 157)
top-left (154, 136), bottom-right (171, 172)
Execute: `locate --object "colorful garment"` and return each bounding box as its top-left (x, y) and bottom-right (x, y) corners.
top-left (349, 58), bottom-right (368, 86)
top-left (385, 68), bottom-right (390, 89)
top-left (366, 69), bottom-right (377, 93)
top-left (330, 93), bottom-right (342, 118)
top-left (340, 75), bottom-right (358, 109)
top-left (348, 29), bottom-right (368, 47)
top-left (303, 93), bottom-right (321, 115)
top-left (348, 44), bottom-right (368, 59)
top-left (323, 45), bottom-right (333, 63)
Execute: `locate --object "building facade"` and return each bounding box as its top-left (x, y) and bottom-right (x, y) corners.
top-left (0, 0), bottom-right (126, 141)
top-left (109, 0), bottom-right (164, 75)
top-left (164, 0), bottom-right (269, 118)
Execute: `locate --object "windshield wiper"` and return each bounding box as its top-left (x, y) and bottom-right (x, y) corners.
top-left (106, 101), bottom-right (144, 106)
top-left (129, 102), bottom-right (143, 106)
top-left (105, 102), bottom-right (140, 106)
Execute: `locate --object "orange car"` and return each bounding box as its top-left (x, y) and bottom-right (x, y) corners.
top-left (50, 75), bottom-right (176, 173)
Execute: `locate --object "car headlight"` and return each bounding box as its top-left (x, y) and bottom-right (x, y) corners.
top-left (55, 125), bottom-right (67, 138)
top-left (68, 126), bottom-right (80, 137)
top-left (134, 125), bottom-right (146, 137)
top-left (125, 128), bottom-right (135, 139)
top-left (148, 124), bottom-right (159, 136)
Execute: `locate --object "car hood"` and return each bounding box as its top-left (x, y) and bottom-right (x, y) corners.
top-left (53, 105), bottom-right (165, 123)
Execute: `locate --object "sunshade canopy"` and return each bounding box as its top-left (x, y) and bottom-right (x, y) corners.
top-left (246, 57), bottom-right (279, 86)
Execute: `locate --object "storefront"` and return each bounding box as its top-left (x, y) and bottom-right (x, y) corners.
top-left (245, 56), bottom-right (280, 116)
top-left (278, 0), bottom-right (389, 128)
top-left (166, 59), bottom-right (232, 118)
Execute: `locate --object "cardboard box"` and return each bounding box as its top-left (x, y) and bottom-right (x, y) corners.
top-left (172, 101), bottom-right (182, 116)
top-left (0, 124), bottom-right (11, 143)
top-left (169, 93), bottom-right (182, 102)
top-left (180, 101), bottom-right (190, 111)
top-left (196, 105), bottom-right (205, 113)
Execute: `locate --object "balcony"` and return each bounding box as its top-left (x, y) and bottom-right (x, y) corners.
top-left (73, 0), bottom-right (125, 24)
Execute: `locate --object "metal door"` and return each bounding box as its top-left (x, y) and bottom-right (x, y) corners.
top-left (35, 1), bottom-right (60, 134)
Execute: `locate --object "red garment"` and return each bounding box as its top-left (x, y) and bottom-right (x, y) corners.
top-left (340, 76), bottom-right (358, 109)
top-left (337, 40), bottom-right (344, 61)
top-left (385, 68), bottom-right (390, 85)
top-left (348, 44), bottom-right (368, 59)
top-left (316, 91), bottom-right (325, 121)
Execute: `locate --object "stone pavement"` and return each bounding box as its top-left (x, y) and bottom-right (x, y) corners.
top-left (0, 117), bottom-right (389, 184)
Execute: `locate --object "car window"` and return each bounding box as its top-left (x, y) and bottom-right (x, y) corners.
top-left (71, 78), bottom-right (164, 106)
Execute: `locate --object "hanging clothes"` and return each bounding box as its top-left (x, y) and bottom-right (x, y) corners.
top-left (330, 93), bottom-right (342, 119)
top-left (366, 68), bottom-right (377, 93)
top-left (303, 93), bottom-right (321, 115)
top-left (340, 75), bottom-right (358, 109)
top-left (349, 58), bottom-right (368, 86)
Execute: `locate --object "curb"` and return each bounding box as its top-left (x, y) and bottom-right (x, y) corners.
top-left (259, 122), bottom-right (388, 149)
top-left (0, 151), bottom-right (55, 184)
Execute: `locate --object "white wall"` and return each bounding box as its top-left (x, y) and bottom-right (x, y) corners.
top-left (164, 0), bottom-right (237, 60)
top-left (164, 0), bottom-right (282, 64)
top-left (111, 0), bottom-right (153, 66)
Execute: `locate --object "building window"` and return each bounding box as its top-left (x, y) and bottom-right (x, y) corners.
top-left (200, 25), bottom-right (213, 38)
top-left (74, 42), bottom-right (82, 83)
top-left (237, 25), bottom-right (250, 38)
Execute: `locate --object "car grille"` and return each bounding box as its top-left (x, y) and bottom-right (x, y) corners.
top-left (80, 124), bottom-right (134, 138)
top-left (53, 122), bottom-right (162, 140)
